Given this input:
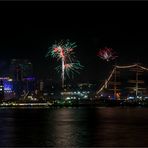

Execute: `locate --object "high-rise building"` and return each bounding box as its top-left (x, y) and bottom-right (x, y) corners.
top-left (9, 59), bottom-right (34, 98)
top-left (9, 59), bottom-right (33, 81)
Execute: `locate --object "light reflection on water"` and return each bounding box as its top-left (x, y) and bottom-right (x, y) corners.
top-left (0, 107), bottom-right (148, 146)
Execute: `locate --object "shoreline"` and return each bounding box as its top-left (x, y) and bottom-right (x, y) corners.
top-left (0, 101), bottom-right (148, 108)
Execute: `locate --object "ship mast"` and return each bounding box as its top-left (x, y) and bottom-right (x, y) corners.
top-left (127, 64), bottom-right (145, 99)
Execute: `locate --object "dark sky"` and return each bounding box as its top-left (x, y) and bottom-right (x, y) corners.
top-left (0, 2), bottom-right (148, 84)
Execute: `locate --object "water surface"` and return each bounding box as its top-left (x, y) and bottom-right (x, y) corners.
top-left (0, 107), bottom-right (148, 147)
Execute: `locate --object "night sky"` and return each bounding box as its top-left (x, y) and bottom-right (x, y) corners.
top-left (0, 2), bottom-right (148, 84)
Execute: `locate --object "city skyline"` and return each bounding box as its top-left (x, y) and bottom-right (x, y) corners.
top-left (1, 2), bottom-right (148, 148)
top-left (0, 2), bottom-right (148, 83)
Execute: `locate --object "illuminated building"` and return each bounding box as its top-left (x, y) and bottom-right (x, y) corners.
top-left (0, 80), bottom-right (4, 100)
top-left (60, 83), bottom-right (97, 100)
top-left (0, 77), bottom-right (14, 100)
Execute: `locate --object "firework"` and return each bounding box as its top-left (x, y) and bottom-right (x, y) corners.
top-left (55, 62), bottom-right (83, 79)
top-left (97, 47), bottom-right (117, 61)
top-left (46, 39), bottom-right (83, 88)
top-left (46, 39), bottom-right (76, 60)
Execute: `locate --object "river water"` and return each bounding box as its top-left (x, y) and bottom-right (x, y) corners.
top-left (0, 107), bottom-right (148, 147)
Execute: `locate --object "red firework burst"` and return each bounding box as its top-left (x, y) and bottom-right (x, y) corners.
top-left (97, 47), bottom-right (118, 61)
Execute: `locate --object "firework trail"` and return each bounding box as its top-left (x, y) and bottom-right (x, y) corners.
top-left (56, 62), bottom-right (83, 79)
top-left (46, 39), bottom-right (83, 88)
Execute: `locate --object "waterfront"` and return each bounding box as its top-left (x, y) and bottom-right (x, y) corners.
top-left (0, 107), bottom-right (148, 146)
